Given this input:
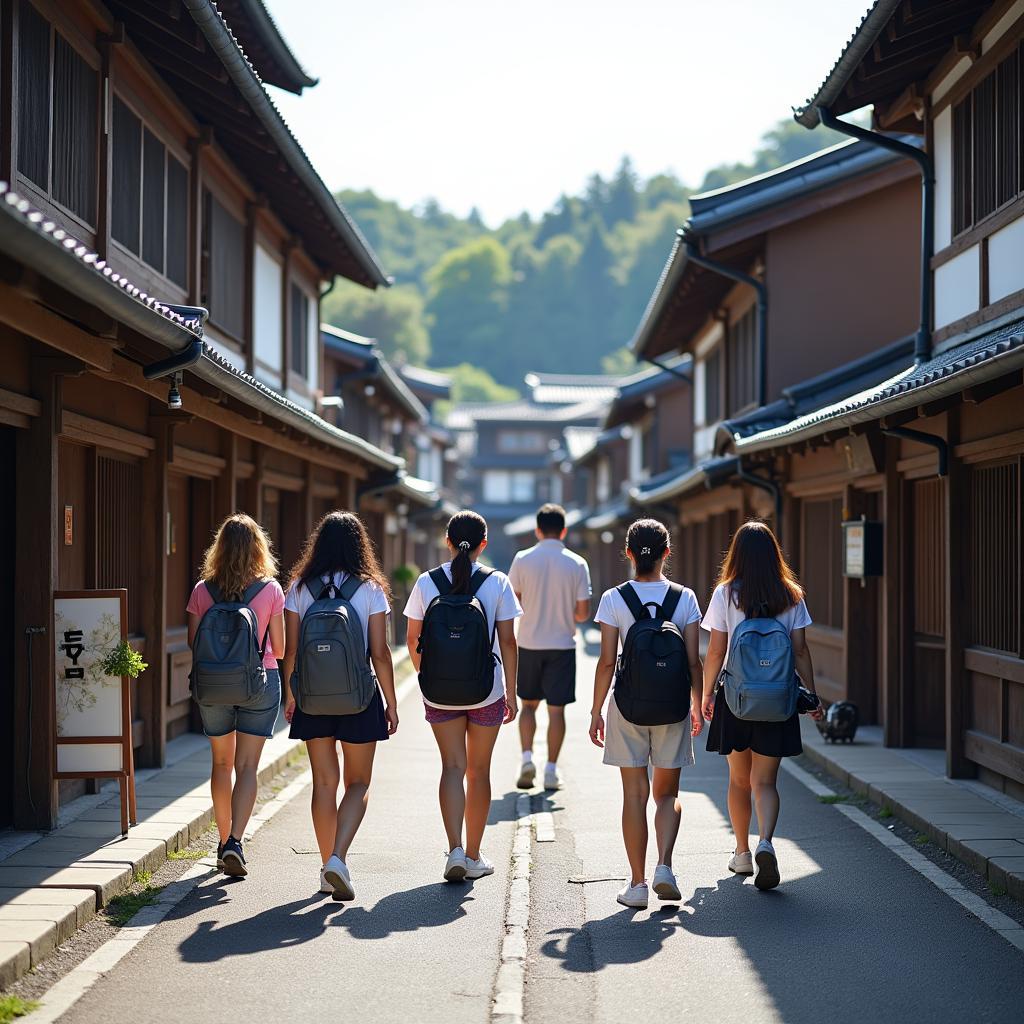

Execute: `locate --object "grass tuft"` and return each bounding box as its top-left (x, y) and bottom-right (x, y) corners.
top-left (817, 794), bottom-right (846, 804)
top-left (0, 997), bottom-right (39, 1024)
top-left (988, 883), bottom-right (1007, 897)
top-left (914, 833), bottom-right (930, 846)
top-left (105, 878), bottom-right (164, 927)
top-left (879, 807), bottom-right (893, 819)
top-left (168, 847), bottom-right (209, 861)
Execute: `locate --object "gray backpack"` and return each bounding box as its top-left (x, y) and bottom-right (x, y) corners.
top-left (293, 575), bottom-right (376, 716)
top-left (191, 580), bottom-right (270, 707)
top-left (721, 612), bottom-right (798, 722)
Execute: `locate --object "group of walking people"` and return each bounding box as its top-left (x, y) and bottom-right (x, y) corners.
top-left (186, 501), bottom-right (824, 906)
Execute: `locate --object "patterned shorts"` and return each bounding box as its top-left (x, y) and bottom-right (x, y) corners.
top-left (424, 695), bottom-right (507, 727)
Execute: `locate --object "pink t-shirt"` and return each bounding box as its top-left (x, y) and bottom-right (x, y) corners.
top-left (186, 579), bottom-right (286, 669)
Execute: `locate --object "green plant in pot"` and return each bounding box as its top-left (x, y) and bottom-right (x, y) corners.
top-left (100, 641), bottom-right (149, 680)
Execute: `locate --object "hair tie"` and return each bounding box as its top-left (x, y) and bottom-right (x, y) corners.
top-left (641, 546), bottom-right (651, 555)
top-left (458, 540), bottom-right (471, 551)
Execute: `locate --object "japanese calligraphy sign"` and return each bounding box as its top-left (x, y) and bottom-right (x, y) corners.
top-left (53, 590), bottom-right (129, 776)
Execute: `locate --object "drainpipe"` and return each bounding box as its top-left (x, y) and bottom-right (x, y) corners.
top-left (815, 107), bottom-right (933, 365)
top-left (684, 238), bottom-right (767, 408)
top-left (641, 355), bottom-right (692, 384)
top-left (881, 426), bottom-right (948, 476)
top-left (737, 463), bottom-right (783, 533)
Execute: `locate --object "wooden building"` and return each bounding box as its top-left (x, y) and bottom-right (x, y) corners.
top-left (0, 0), bottom-right (420, 830)
top-left (631, 136), bottom-right (922, 702)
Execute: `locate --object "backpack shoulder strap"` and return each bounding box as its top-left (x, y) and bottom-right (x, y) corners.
top-left (468, 566), bottom-right (494, 597)
top-left (338, 574), bottom-right (363, 602)
top-left (205, 580), bottom-right (223, 604)
top-left (660, 582), bottom-right (684, 622)
top-left (428, 567), bottom-right (452, 597)
top-left (241, 579), bottom-right (270, 605)
top-left (617, 583), bottom-right (648, 622)
top-left (304, 575), bottom-right (330, 601)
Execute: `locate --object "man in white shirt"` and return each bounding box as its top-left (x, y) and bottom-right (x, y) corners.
top-left (508, 504), bottom-right (592, 791)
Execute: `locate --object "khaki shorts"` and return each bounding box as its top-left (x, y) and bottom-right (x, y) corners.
top-left (602, 693), bottom-right (694, 770)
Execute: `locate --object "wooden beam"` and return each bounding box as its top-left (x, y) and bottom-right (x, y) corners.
top-left (944, 407), bottom-right (969, 777)
top-left (882, 436), bottom-right (903, 748)
top-left (963, 372), bottom-right (1023, 404)
top-left (0, 284), bottom-right (115, 371)
top-left (215, 432), bottom-right (238, 520)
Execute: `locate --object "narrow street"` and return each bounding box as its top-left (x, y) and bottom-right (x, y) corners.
top-left (49, 641), bottom-right (1024, 1024)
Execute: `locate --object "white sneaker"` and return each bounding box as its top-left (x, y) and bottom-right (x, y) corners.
top-left (323, 855), bottom-right (355, 901)
top-left (318, 867), bottom-right (333, 894)
top-left (754, 839), bottom-right (780, 891)
top-left (465, 853), bottom-right (495, 879)
top-left (543, 765), bottom-right (563, 791)
top-left (652, 864), bottom-right (681, 901)
top-left (728, 851), bottom-right (754, 875)
top-left (516, 761), bottom-right (536, 790)
top-left (444, 846), bottom-right (468, 881)
top-left (616, 881), bottom-right (649, 909)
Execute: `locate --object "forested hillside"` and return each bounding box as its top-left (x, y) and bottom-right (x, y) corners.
top-left (322, 118), bottom-right (850, 394)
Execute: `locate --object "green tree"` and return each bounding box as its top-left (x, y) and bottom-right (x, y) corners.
top-left (442, 363), bottom-right (520, 403)
top-left (605, 157), bottom-right (639, 226)
top-left (321, 282), bottom-right (431, 365)
top-left (601, 345), bottom-right (639, 375)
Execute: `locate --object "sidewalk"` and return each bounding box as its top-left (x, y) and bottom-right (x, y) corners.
top-left (799, 718), bottom-right (1024, 900)
top-left (0, 724), bottom-right (303, 987)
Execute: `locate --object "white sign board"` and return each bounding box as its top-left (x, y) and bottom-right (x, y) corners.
top-left (845, 523), bottom-right (865, 578)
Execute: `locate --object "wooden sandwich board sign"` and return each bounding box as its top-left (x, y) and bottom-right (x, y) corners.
top-left (53, 589), bottom-right (137, 836)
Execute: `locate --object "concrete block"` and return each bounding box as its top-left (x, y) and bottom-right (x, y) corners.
top-left (0, 918), bottom-right (59, 965)
top-left (0, 864), bottom-right (132, 907)
top-left (0, 939), bottom-right (29, 987)
top-left (0, 903), bottom-right (80, 946)
top-left (985, 856), bottom-right (1024, 901)
top-left (0, 886), bottom-right (96, 927)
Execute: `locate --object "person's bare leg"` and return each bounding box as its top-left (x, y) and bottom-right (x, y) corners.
top-left (208, 733), bottom-right (236, 845)
top-left (546, 704), bottom-right (567, 764)
top-left (333, 742), bottom-right (377, 861)
top-left (519, 700), bottom-right (539, 754)
top-left (652, 767), bottom-right (682, 867)
top-left (230, 733), bottom-right (268, 839)
top-left (620, 767), bottom-right (651, 886)
top-left (431, 718), bottom-right (469, 852)
top-left (306, 738), bottom-right (341, 863)
top-left (726, 750), bottom-right (753, 854)
top-left (465, 721), bottom-right (501, 860)
top-left (750, 753), bottom-right (782, 841)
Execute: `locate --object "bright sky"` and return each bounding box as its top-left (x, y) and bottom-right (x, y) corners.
top-left (265, 0), bottom-right (867, 226)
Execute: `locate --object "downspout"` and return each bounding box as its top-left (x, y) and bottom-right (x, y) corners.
top-left (737, 463), bottom-right (783, 533)
top-left (881, 426), bottom-right (948, 476)
top-left (641, 355), bottom-right (692, 384)
top-left (684, 238), bottom-right (767, 408)
top-left (815, 107), bottom-right (933, 364)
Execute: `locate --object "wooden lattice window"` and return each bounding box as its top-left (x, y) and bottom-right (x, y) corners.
top-left (202, 190), bottom-right (246, 339)
top-left (96, 455), bottom-right (143, 634)
top-left (968, 461), bottom-right (1019, 655)
top-left (801, 497), bottom-right (843, 628)
top-left (290, 283), bottom-right (309, 377)
top-left (704, 346), bottom-right (722, 425)
top-left (727, 307), bottom-right (757, 416)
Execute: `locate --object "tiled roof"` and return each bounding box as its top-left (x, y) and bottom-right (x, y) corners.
top-left (584, 498), bottom-right (633, 531)
top-left (525, 371), bottom-right (624, 405)
top-left (562, 426), bottom-right (602, 461)
top-left (631, 456), bottom-right (735, 506)
top-left (503, 507), bottom-right (586, 537)
top-left (215, 0), bottom-right (318, 93)
top-left (736, 316), bottom-right (1024, 454)
top-left (400, 365), bottom-right (453, 400)
top-left (446, 398), bottom-right (609, 428)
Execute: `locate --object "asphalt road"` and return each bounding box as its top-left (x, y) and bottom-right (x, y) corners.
top-left (60, 642), bottom-right (1024, 1024)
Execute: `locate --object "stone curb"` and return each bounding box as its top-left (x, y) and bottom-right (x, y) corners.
top-left (491, 792), bottom-right (532, 1024)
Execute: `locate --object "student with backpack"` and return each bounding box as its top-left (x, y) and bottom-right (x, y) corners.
top-left (508, 503), bottom-right (592, 792)
top-left (187, 513), bottom-right (286, 878)
top-left (404, 510), bottom-right (521, 883)
top-left (701, 520), bottom-right (825, 891)
top-left (590, 519), bottom-right (704, 909)
top-left (281, 512), bottom-right (399, 902)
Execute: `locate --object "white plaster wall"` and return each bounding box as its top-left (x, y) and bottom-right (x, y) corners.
top-left (934, 245), bottom-right (980, 328)
top-left (695, 424), bottom-right (716, 461)
top-left (306, 294), bottom-right (319, 394)
top-left (988, 217), bottom-right (1024, 304)
top-left (253, 245), bottom-right (282, 377)
top-left (693, 360), bottom-right (706, 426)
top-left (931, 56), bottom-right (973, 105)
top-left (933, 107), bottom-right (953, 251)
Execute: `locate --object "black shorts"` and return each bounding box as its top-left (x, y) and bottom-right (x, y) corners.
top-left (289, 686), bottom-right (389, 744)
top-left (517, 648), bottom-right (576, 706)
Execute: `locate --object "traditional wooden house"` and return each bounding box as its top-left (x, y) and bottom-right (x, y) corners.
top-left (0, 0), bottom-right (407, 829)
top-left (631, 137), bottom-right (923, 700)
top-left (730, 0), bottom-right (1024, 798)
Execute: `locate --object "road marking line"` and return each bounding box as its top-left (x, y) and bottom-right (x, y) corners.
top-left (492, 792), bottom-right (531, 1024)
top-left (782, 759), bottom-right (1024, 953)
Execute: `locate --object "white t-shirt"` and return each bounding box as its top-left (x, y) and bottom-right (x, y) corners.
top-left (508, 539), bottom-right (591, 650)
top-left (701, 583), bottom-right (812, 650)
top-left (403, 562), bottom-right (523, 710)
top-left (284, 572), bottom-right (390, 656)
top-left (595, 579), bottom-right (703, 658)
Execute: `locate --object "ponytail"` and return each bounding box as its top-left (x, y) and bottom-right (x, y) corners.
top-left (447, 510), bottom-right (487, 595)
top-left (625, 518), bottom-right (670, 576)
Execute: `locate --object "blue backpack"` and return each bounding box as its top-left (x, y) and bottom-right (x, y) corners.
top-left (721, 610), bottom-right (798, 722)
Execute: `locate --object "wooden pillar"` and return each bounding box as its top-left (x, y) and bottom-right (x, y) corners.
top-left (187, 129), bottom-right (212, 307)
top-left (303, 461), bottom-right (315, 533)
top-left (882, 437), bottom-right (904, 747)
top-left (843, 484), bottom-right (869, 713)
top-left (137, 412), bottom-right (172, 768)
top-left (215, 432), bottom-right (238, 523)
top-left (246, 445), bottom-right (266, 526)
top-left (12, 359), bottom-right (68, 827)
top-left (244, 203), bottom-right (257, 376)
top-left (944, 407), bottom-right (969, 777)
top-left (95, 27), bottom-right (124, 261)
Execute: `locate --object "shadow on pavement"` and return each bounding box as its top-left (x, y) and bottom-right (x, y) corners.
top-left (327, 882), bottom-right (477, 939)
top-left (540, 906), bottom-right (685, 971)
top-left (487, 787), bottom-right (522, 825)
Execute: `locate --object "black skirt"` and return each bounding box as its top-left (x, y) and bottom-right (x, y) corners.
top-left (289, 686), bottom-right (389, 744)
top-left (705, 687), bottom-right (802, 758)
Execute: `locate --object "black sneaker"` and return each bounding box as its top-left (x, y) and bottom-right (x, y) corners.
top-left (216, 842), bottom-right (225, 870)
top-left (221, 836), bottom-right (247, 877)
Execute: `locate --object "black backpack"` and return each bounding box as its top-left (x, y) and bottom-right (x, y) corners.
top-left (417, 566), bottom-right (497, 706)
top-left (613, 582), bottom-right (691, 726)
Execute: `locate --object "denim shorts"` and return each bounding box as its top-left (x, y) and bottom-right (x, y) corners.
top-left (197, 668), bottom-right (282, 739)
